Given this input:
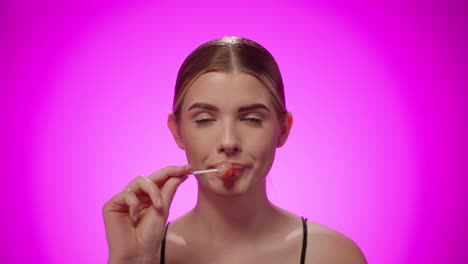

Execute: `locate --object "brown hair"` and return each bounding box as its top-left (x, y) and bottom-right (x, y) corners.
top-left (173, 36), bottom-right (287, 120)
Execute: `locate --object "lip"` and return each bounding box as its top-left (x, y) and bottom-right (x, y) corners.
top-left (209, 161), bottom-right (248, 170)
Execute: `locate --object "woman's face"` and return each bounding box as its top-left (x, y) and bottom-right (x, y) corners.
top-left (169, 71), bottom-right (290, 196)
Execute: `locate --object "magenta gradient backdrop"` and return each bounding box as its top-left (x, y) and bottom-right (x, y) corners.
top-left (2, 1), bottom-right (466, 263)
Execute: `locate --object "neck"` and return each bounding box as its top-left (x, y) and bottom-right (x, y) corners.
top-left (192, 179), bottom-right (278, 243)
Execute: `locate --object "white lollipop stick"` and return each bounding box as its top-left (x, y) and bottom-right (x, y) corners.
top-left (191, 162), bottom-right (234, 178)
top-left (192, 168), bottom-right (218, 175)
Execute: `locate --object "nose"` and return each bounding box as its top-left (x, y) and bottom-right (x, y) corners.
top-left (217, 122), bottom-right (242, 156)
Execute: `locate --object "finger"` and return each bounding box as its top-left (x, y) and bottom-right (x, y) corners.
top-left (160, 174), bottom-right (189, 209)
top-left (124, 189), bottom-right (140, 222)
top-left (103, 189), bottom-right (136, 214)
top-left (147, 164), bottom-right (192, 186)
top-left (127, 176), bottom-right (164, 212)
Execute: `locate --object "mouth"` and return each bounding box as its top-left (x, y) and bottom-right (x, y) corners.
top-left (209, 161), bottom-right (248, 178)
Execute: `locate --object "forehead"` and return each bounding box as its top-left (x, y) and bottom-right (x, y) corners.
top-left (181, 72), bottom-right (274, 110)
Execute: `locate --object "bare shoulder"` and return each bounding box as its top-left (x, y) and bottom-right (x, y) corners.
top-left (306, 221), bottom-right (367, 264)
top-left (161, 211), bottom-right (201, 263)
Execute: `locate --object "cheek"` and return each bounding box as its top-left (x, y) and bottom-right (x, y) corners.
top-left (181, 127), bottom-right (213, 162)
top-left (244, 128), bottom-right (278, 160)
top-left (246, 136), bottom-right (277, 178)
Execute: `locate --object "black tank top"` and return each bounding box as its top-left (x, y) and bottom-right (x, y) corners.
top-left (160, 217), bottom-right (308, 264)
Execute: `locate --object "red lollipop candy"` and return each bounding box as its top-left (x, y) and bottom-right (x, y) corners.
top-left (216, 161), bottom-right (233, 178)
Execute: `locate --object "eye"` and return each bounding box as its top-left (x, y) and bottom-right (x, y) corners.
top-left (194, 118), bottom-right (215, 124)
top-left (241, 116), bottom-right (263, 124)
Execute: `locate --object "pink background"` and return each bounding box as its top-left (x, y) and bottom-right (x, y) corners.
top-left (2, 0), bottom-right (466, 263)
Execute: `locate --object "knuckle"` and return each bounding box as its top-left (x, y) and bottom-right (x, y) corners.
top-left (135, 175), bottom-right (146, 182)
top-left (126, 194), bottom-right (138, 205)
top-left (142, 177), bottom-right (153, 184)
top-left (146, 184), bottom-right (159, 197)
top-left (102, 201), bottom-right (111, 213)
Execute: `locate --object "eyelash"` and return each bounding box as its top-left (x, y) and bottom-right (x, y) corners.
top-left (194, 118), bottom-right (215, 124)
top-left (241, 117), bottom-right (263, 124)
top-left (194, 117), bottom-right (263, 124)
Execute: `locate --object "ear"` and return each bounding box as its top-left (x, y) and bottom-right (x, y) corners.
top-left (167, 113), bottom-right (185, 150)
top-left (277, 112), bottom-right (293, 148)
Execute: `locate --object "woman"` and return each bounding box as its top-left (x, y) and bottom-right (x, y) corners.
top-left (103, 36), bottom-right (367, 264)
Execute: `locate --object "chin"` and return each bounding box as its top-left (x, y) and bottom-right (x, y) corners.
top-left (213, 182), bottom-right (250, 197)
top-left (199, 171), bottom-right (262, 197)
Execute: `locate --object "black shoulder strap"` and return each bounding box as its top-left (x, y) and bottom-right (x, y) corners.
top-left (160, 222), bottom-right (171, 264)
top-left (300, 217), bottom-right (308, 264)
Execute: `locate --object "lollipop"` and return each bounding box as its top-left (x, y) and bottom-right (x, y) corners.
top-left (192, 161), bottom-right (234, 178)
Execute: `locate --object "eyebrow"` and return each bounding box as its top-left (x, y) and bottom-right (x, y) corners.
top-left (238, 103), bottom-right (271, 112)
top-left (188, 102), bottom-right (271, 112)
top-left (188, 103), bottom-right (219, 112)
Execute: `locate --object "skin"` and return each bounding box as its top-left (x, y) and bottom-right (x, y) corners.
top-left (103, 71), bottom-right (367, 264)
